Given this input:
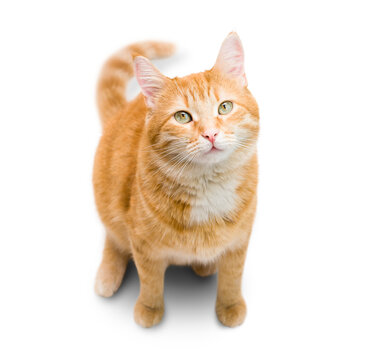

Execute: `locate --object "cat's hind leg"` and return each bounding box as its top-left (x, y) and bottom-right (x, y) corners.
top-left (94, 234), bottom-right (130, 298)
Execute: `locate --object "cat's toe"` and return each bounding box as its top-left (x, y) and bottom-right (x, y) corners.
top-left (216, 298), bottom-right (247, 327)
top-left (134, 301), bottom-right (164, 328)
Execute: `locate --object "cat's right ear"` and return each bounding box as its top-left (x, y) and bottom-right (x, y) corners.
top-left (134, 56), bottom-right (167, 108)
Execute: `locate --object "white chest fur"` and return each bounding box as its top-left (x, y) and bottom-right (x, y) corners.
top-left (188, 174), bottom-right (240, 225)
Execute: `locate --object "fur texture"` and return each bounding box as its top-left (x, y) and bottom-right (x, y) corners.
top-left (93, 33), bottom-right (259, 327)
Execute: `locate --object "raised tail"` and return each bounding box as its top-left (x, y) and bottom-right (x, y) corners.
top-left (96, 41), bottom-right (175, 125)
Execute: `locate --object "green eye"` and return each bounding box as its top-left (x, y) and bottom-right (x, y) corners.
top-left (218, 101), bottom-right (233, 115)
top-left (174, 111), bottom-right (192, 124)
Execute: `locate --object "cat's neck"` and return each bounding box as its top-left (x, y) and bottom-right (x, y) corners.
top-left (137, 145), bottom-right (256, 226)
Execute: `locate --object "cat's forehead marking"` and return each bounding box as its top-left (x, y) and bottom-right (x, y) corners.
top-left (171, 73), bottom-right (238, 124)
top-left (174, 76), bottom-right (223, 120)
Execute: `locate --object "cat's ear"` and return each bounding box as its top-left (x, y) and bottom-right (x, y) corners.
top-left (134, 56), bottom-right (167, 107)
top-left (213, 32), bottom-right (247, 87)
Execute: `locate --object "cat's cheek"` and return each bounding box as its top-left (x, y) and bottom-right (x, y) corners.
top-left (171, 121), bottom-right (197, 144)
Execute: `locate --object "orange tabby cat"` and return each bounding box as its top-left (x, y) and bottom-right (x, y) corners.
top-left (93, 33), bottom-right (259, 327)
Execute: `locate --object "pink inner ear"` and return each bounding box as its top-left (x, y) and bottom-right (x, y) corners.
top-left (229, 65), bottom-right (242, 75)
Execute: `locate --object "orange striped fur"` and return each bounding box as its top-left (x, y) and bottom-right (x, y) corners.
top-left (93, 33), bottom-right (259, 327)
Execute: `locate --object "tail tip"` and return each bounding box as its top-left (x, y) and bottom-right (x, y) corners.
top-left (131, 41), bottom-right (176, 59)
top-left (156, 41), bottom-right (176, 58)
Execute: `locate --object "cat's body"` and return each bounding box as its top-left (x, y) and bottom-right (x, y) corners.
top-left (93, 34), bottom-right (259, 327)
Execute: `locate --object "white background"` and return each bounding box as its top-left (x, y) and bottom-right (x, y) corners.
top-left (0, 0), bottom-right (384, 359)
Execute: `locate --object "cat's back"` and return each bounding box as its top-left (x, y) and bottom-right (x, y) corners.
top-left (93, 95), bottom-right (147, 226)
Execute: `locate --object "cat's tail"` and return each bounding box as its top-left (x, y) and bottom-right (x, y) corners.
top-left (96, 41), bottom-right (175, 125)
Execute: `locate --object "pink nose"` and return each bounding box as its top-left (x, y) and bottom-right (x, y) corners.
top-left (202, 129), bottom-right (219, 144)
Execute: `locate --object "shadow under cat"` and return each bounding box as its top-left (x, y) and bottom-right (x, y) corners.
top-left (97, 261), bottom-right (219, 328)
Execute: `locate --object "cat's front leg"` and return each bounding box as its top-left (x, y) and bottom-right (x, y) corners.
top-left (133, 251), bottom-right (167, 328)
top-left (215, 241), bottom-right (248, 327)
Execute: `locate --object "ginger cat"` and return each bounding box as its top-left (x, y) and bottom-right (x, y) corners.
top-left (93, 33), bottom-right (259, 327)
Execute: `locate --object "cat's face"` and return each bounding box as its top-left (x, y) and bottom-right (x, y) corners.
top-left (135, 33), bottom-right (259, 167)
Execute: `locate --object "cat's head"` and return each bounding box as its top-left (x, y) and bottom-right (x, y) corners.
top-left (134, 32), bottom-right (259, 167)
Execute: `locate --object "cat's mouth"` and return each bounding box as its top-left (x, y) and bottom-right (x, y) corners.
top-left (205, 146), bottom-right (223, 154)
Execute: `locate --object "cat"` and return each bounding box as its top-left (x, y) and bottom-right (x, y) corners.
top-left (93, 32), bottom-right (260, 327)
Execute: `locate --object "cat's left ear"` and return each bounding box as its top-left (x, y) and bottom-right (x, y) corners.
top-left (213, 32), bottom-right (247, 87)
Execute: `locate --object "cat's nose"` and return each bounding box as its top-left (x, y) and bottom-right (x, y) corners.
top-left (201, 129), bottom-right (219, 144)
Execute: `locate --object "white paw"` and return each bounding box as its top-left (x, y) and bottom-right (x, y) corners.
top-left (94, 266), bottom-right (123, 297)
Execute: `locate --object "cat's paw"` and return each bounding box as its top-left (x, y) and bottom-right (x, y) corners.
top-left (134, 301), bottom-right (164, 328)
top-left (94, 263), bottom-right (125, 298)
top-left (192, 263), bottom-right (217, 277)
top-left (216, 298), bottom-right (247, 327)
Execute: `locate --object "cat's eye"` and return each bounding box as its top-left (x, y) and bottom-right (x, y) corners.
top-left (174, 111), bottom-right (192, 124)
top-left (218, 101), bottom-right (233, 115)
